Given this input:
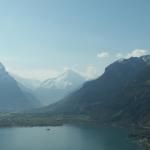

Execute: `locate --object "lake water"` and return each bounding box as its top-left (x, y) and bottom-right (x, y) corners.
top-left (0, 124), bottom-right (147, 150)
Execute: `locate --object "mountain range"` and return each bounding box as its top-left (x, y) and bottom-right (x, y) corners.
top-left (1, 55), bottom-right (150, 128)
top-left (35, 69), bottom-right (85, 105)
top-left (39, 55), bottom-right (150, 127)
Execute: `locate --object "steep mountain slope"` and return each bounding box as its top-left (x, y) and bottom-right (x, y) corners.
top-left (112, 65), bottom-right (150, 126)
top-left (35, 69), bottom-right (85, 105)
top-left (0, 63), bottom-right (41, 112)
top-left (41, 56), bottom-right (150, 126)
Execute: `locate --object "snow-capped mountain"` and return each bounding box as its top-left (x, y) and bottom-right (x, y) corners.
top-left (35, 69), bottom-right (86, 105)
top-left (41, 55), bottom-right (150, 128)
top-left (41, 69), bottom-right (85, 89)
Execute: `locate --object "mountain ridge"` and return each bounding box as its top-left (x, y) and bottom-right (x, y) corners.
top-left (36, 55), bottom-right (150, 128)
top-left (0, 63), bottom-right (41, 112)
top-left (35, 69), bottom-right (86, 105)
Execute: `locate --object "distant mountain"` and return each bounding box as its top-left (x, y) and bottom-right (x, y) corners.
top-left (35, 69), bottom-right (85, 105)
top-left (40, 55), bottom-right (150, 127)
top-left (0, 63), bottom-right (41, 112)
top-left (12, 74), bottom-right (41, 90)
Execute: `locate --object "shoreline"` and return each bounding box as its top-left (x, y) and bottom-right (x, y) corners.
top-left (0, 114), bottom-right (149, 149)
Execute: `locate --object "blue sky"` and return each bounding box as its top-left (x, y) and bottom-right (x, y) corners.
top-left (0, 0), bottom-right (150, 80)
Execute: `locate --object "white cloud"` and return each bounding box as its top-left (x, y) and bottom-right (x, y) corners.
top-left (116, 53), bottom-right (124, 58)
top-left (115, 49), bottom-right (148, 60)
top-left (97, 52), bottom-right (109, 58)
top-left (83, 65), bottom-right (100, 80)
top-left (126, 49), bottom-right (148, 58)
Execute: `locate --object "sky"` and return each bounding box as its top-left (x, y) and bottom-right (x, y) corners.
top-left (0, 0), bottom-right (150, 80)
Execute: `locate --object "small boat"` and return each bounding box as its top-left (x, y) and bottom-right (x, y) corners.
top-left (46, 128), bottom-right (51, 131)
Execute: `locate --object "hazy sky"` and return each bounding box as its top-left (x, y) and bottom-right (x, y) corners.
top-left (0, 0), bottom-right (150, 80)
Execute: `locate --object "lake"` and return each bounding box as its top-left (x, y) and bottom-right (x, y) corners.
top-left (0, 124), bottom-right (147, 150)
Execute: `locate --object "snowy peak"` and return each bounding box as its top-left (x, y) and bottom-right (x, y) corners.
top-left (41, 69), bottom-right (85, 89)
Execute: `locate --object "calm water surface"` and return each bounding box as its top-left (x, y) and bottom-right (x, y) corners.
top-left (0, 124), bottom-right (147, 150)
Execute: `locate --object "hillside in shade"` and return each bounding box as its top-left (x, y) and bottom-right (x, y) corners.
top-left (0, 63), bottom-right (41, 112)
top-left (39, 55), bottom-right (150, 127)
